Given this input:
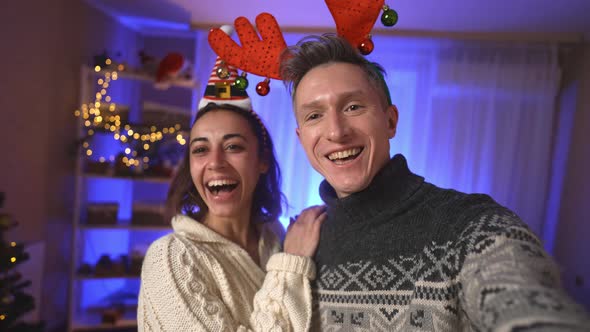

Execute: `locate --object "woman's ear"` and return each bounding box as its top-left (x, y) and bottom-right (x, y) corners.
top-left (259, 149), bottom-right (270, 174)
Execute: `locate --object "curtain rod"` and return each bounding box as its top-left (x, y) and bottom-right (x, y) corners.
top-left (189, 23), bottom-right (585, 44)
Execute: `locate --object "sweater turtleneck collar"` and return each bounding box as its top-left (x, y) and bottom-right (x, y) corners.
top-left (319, 154), bottom-right (424, 224)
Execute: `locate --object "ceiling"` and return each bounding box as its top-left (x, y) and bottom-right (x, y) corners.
top-left (87, 0), bottom-right (590, 41)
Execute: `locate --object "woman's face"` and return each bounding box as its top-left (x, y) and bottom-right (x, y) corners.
top-left (189, 110), bottom-right (268, 220)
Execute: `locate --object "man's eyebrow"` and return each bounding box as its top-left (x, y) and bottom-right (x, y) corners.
top-left (298, 90), bottom-right (367, 112)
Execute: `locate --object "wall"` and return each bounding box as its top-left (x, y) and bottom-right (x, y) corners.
top-left (553, 43), bottom-right (590, 310)
top-left (0, 0), bottom-right (84, 329)
top-left (0, 2), bottom-right (142, 329)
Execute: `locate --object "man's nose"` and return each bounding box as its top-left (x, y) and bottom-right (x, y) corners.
top-left (326, 112), bottom-right (351, 142)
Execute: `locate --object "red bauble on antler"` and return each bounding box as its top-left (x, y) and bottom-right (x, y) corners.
top-left (209, 13), bottom-right (287, 80)
top-left (325, 0), bottom-right (384, 54)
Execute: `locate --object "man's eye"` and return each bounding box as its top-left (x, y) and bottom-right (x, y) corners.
top-left (306, 113), bottom-right (321, 121)
top-left (347, 104), bottom-right (362, 111)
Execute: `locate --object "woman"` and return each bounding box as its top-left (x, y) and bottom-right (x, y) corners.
top-left (137, 102), bottom-right (326, 331)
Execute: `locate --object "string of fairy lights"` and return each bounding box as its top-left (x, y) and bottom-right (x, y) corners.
top-left (74, 60), bottom-right (188, 170)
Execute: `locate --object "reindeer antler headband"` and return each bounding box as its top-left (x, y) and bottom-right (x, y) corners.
top-left (208, 1), bottom-right (399, 96)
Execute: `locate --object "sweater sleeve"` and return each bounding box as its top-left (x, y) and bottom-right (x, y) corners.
top-left (250, 253), bottom-right (316, 331)
top-left (137, 235), bottom-right (315, 332)
top-left (457, 210), bottom-right (590, 331)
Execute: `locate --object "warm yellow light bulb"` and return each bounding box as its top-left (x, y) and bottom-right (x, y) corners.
top-left (86, 149), bottom-right (93, 156)
top-left (106, 58), bottom-right (112, 65)
top-left (117, 64), bottom-right (124, 71)
top-left (120, 135), bottom-right (127, 142)
top-left (84, 120), bottom-right (91, 127)
top-left (169, 127), bottom-right (175, 134)
top-left (150, 126), bottom-right (156, 132)
top-left (10, 242), bottom-right (16, 247)
top-left (10, 257), bottom-right (16, 263)
top-left (124, 124), bottom-right (130, 130)
top-left (109, 104), bottom-right (116, 112)
top-left (127, 129), bottom-right (134, 136)
top-left (175, 124), bottom-right (181, 130)
top-left (98, 79), bottom-right (104, 85)
top-left (99, 157), bottom-right (106, 162)
top-left (133, 133), bottom-right (139, 139)
top-left (125, 148), bottom-right (131, 154)
top-left (74, 110), bottom-right (80, 117)
top-left (94, 66), bottom-right (101, 72)
top-left (176, 134), bottom-right (183, 140)
top-left (103, 82), bottom-right (109, 88)
top-left (112, 72), bottom-right (118, 80)
top-left (163, 128), bottom-right (169, 134)
top-left (143, 156), bottom-right (149, 162)
top-left (123, 156), bottom-right (129, 163)
top-left (143, 144), bottom-right (149, 150)
top-left (114, 133), bottom-right (120, 140)
top-left (82, 142), bottom-right (89, 148)
top-left (100, 89), bottom-right (107, 95)
top-left (105, 96), bottom-right (111, 102)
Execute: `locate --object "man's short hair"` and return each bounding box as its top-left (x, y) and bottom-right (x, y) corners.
top-left (279, 34), bottom-right (392, 107)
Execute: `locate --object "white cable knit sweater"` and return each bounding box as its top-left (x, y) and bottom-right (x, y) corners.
top-left (137, 214), bottom-right (316, 331)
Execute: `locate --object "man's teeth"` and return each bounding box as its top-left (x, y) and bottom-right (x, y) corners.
top-left (328, 148), bottom-right (361, 161)
top-left (207, 179), bottom-right (237, 187)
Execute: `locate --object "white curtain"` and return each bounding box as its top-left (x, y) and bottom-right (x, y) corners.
top-left (194, 31), bottom-right (561, 241)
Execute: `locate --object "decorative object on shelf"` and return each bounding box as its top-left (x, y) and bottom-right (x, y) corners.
top-left (77, 263), bottom-right (93, 276)
top-left (155, 52), bottom-right (193, 90)
top-left (86, 203), bottom-right (119, 225)
top-left (138, 50), bottom-right (158, 76)
top-left (0, 192), bottom-right (44, 332)
top-left (74, 64), bottom-right (189, 173)
top-left (131, 203), bottom-right (167, 226)
top-left (128, 250), bottom-right (144, 276)
top-left (101, 306), bottom-right (125, 324)
top-left (94, 254), bottom-right (114, 277)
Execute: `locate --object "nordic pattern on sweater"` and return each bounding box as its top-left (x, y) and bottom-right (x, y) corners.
top-left (312, 154), bottom-right (590, 331)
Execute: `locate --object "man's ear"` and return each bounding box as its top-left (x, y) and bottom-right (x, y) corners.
top-left (387, 105), bottom-right (399, 139)
top-left (296, 127), bottom-right (301, 140)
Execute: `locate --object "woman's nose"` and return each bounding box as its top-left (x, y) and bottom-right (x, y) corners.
top-left (206, 148), bottom-right (226, 170)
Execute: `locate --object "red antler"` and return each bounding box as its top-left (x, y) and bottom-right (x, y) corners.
top-left (325, 0), bottom-right (384, 48)
top-left (208, 13), bottom-right (287, 80)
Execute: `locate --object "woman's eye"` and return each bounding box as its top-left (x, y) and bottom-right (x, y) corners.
top-left (226, 144), bottom-right (244, 151)
top-left (191, 146), bottom-right (207, 154)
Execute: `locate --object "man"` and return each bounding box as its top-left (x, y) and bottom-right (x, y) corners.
top-left (280, 34), bottom-right (589, 331)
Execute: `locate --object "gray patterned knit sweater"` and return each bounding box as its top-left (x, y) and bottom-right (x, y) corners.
top-left (312, 154), bottom-right (589, 331)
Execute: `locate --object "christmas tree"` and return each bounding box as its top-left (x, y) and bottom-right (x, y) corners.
top-left (0, 192), bottom-right (44, 332)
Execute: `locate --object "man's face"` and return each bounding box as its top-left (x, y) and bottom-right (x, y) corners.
top-left (294, 62), bottom-right (398, 198)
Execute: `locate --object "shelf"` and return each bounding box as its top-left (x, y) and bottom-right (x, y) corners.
top-left (76, 274), bottom-right (140, 280)
top-left (80, 224), bottom-right (171, 231)
top-left (92, 68), bottom-right (197, 89)
top-left (72, 310), bottom-right (137, 331)
top-left (83, 173), bottom-right (172, 184)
